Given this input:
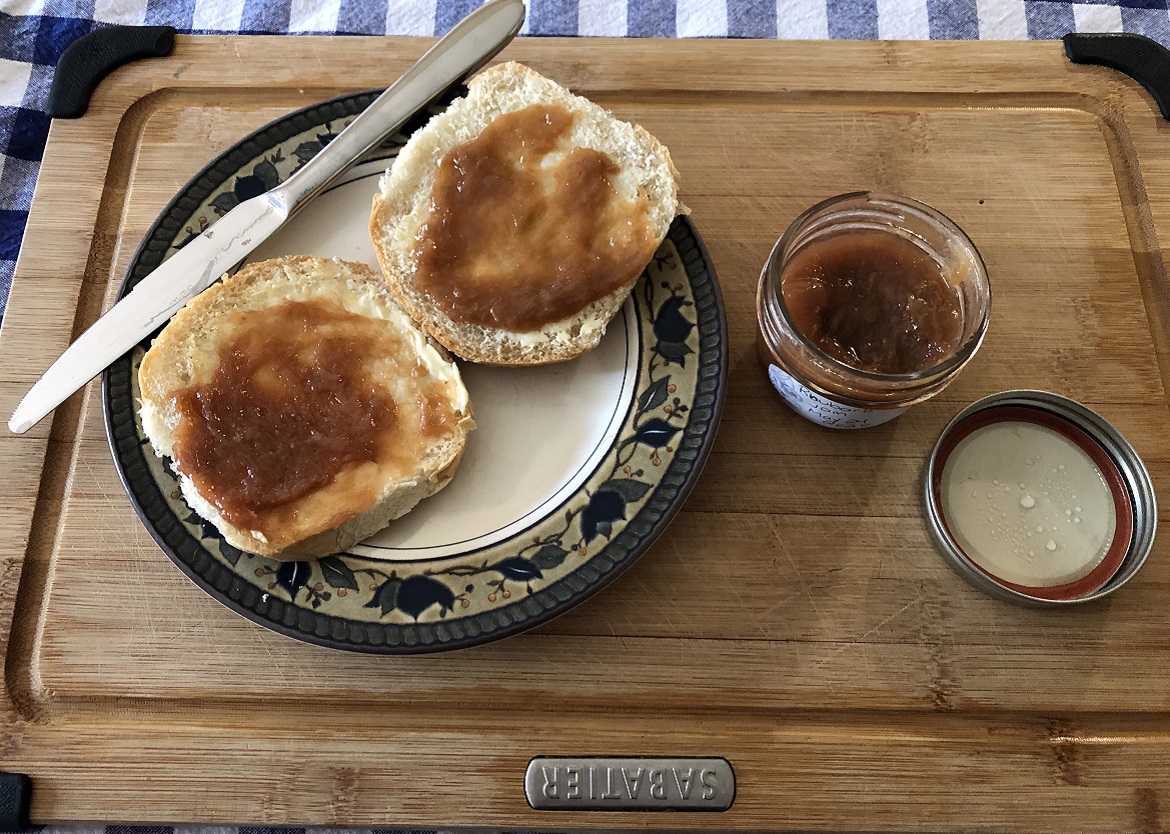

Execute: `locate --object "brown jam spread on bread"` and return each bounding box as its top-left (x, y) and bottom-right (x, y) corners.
top-left (412, 103), bottom-right (658, 332)
top-left (170, 298), bottom-right (456, 546)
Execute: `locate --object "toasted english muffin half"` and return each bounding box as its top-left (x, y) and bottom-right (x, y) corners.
top-left (138, 255), bottom-right (474, 559)
top-left (370, 61), bottom-right (680, 365)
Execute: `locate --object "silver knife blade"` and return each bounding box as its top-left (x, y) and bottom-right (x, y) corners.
top-left (9, 0), bottom-right (525, 435)
top-left (8, 195), bottom-right (286, 435)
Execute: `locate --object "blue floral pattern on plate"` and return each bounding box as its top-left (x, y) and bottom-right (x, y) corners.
top-left (104, 87), bottom-right (727, 653)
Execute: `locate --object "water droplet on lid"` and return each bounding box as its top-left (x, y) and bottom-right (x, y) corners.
top-left (1028, 550), bottom-right (1035, 557)
top-left (1075, 506), bottom-right (1082, 513)
top-left (1074, 517), bottom-right (1082, 524)
top-left (1036, 525), bottom-right (1044, 533)
top-left (993, 480), bottom-right (999, 486)
top-left (1019, 483), bottom-right (1026, 489)
top-left (1065, 509), bottom-right (1072, 516)
top-left (1046, 539), bottom-right (1058, 551)
top-left (1020, 494), bottom-right (1036, 509)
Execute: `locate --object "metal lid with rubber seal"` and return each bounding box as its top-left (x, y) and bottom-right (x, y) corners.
top-left (924, 391), bottom-right (1156, 605)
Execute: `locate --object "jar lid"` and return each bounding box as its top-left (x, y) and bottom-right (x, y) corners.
top-left (924, 391), bottom-right (1156, 605)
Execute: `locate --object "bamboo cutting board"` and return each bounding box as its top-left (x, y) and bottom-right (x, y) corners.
top-left (3, 34), bottom-right (1170, 832)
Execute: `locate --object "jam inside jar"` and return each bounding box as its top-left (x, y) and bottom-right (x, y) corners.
top-left (757, 192), bottom-right (990, 429)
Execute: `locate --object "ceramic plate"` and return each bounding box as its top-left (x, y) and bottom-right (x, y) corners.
top-left (104, 88), bottom-right (727, 654)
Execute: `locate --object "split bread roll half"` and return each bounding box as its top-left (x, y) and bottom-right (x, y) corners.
top-left (370, 61), bottom-right (681, 365)
top-left (138, 256), bottom-right (474, 560)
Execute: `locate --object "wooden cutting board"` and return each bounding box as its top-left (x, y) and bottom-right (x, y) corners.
top-left (3, 34), bottom-right (1170, 832)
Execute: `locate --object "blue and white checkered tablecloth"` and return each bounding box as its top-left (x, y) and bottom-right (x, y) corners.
top-left (1, 0), bottom-right (1168, 831)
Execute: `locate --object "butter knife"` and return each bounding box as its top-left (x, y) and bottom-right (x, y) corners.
top-left (9, 0), bottom-right (525, 434)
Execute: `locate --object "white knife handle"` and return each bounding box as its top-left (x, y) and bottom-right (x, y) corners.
top-left (272, 0), bottom-right (525, 213)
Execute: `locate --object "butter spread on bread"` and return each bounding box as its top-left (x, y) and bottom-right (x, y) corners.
top-left (138, 256), bottom-right (474, 559)
top-left (370, 61), bottom-right (680, 365)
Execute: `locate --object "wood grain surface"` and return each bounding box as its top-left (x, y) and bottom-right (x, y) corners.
top-left (2, 35), bottom-right (1170, 832)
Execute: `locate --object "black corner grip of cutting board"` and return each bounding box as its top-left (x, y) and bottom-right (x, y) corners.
top-left (1064, 32), bottom-right (1170, 120)
top-left (0, 771), bottom-right (33, 832)
top-left (47, 25), bottom-right (176, 119)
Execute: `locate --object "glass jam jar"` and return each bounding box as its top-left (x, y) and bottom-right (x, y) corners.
top-left (757, 192), bottom-right (991, 429)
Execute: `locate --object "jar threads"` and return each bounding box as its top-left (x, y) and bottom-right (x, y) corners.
top-left (757, 192), bottom-right (991, 428)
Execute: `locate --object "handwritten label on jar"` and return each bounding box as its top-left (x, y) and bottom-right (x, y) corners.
top-left (768, 364), bottom-right (906, 429)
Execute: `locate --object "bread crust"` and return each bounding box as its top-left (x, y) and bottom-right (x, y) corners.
top-left (137, 256), bottom-right (474, 560)
top-left (369, 61), bottom-right (680, 365)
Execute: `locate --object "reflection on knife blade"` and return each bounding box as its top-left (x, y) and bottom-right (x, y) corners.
top-left (140, 196), bottom-right (289, 332)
